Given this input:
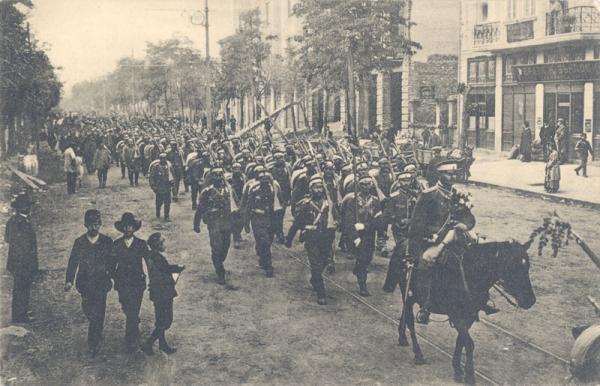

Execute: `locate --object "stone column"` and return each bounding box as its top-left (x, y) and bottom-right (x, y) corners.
top-left (435, 101), bottom-right (441, 127)
top-left (377, 72), bottom-right (392, 130)
top-left (535, 83), bottom-right (545, 140)
top-left (584, 82), bottom-right (594, 149)
top-left (494, 55), bottom-right (503, 152)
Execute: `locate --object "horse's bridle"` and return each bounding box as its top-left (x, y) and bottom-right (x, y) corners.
top-left (493, 249), bottom-right (520, 308)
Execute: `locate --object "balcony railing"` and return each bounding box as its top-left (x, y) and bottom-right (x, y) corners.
top-left (473, 22), bottom-right (500, 46)
top-left (546, 6), bottom-right (600, 35)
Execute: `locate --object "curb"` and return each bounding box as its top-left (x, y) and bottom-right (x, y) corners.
top-left (463, 179), bottom-right (600, 211)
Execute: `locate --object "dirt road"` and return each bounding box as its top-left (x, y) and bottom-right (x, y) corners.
top-left (1, 169), bottom-right (599, 385)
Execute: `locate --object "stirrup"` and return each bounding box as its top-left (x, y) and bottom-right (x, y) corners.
top-left (416, 309), bottom-right (430, 325)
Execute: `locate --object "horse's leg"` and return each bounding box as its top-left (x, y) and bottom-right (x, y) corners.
top-left (398, 300), bottom-right (409, 347)
top-left (406, 306), bottom-right (426, 365)
top-left (463, 321), bottom-right (476, 385)
top-left (452, 332), bottom-right (465, 383)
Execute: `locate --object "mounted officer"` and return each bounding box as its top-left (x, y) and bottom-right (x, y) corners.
top-left (408, 160), bottom-right (498, 324)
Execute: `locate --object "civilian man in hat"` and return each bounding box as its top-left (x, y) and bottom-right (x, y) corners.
top-left (149, 153), bottom-right (174, 222)
top-left (286, 175), bottom-right (334, 304)
top-left (194, 167), bottom-right (235, 286)
top-left (64, 141), bottom-right (78, 194)
top-left (5, 193), bottom-right (38, 323)
top-left (65, 209), bottom-right (113, 357)
top-left (574, 133), bottom-right (593, 177)
top-left (141, 233), bottom-right (185, 355)
top-left (340, 175), bottom-right (383, 296)
top-left (111, 213), bottom-right (149, 352)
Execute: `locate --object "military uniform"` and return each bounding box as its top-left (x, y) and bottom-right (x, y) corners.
top-left (187, 156), bottom-right (207, 210)
top-left (269, 162), bottom-right (291, 243)
top-left (194, 183), bottom-right (233, 283)
top-left (149, 159), bottom-right (174, 220)
top-left (166, 147), bottom-right (184, 200)
top-left (340, 190), bottom-right (382, 295)
top-left (287, 192), bottom-right (334, 303)
top-left (243, 179), bottom-right (282, 277)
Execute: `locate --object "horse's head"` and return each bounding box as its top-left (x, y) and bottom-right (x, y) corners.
top-left (496, 240), bottom-right (536, 309)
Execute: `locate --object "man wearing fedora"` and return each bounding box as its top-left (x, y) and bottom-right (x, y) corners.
top-left (5, 193), bottom-right (38, 323)
top-left (111, 212), bottom-right (150, 352)
top-left (65, 209), bottom-right (113, 357)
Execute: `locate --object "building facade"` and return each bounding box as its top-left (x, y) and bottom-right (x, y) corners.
top-left (459, 0), bottom-right (600, 160)
top-left (228, 0), bottom-right (412, 137)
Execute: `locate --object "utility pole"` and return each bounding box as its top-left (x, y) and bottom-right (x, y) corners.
top-left (131, 49), bottom-right (136, 115)
top-left (205, 0), bottom-right (212, 131)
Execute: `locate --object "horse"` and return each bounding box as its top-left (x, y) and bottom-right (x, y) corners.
top-left (397, 239), bottom-right (536, 385)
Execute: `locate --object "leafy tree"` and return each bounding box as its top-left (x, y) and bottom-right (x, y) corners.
top-left (1, 0), bottom-right (62, 157)
top-left (293, 0), bottom-right (419, 135)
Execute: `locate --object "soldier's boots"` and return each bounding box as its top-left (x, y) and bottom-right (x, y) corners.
top-left (358, 281), bottom-right (370, 297)
top-left (265, 267), bottom-right (274, 278)
top-left (326, 263), bottom-right (335, 275)
top-left (159, 343), bottom-right (177, 355)
top-left (216, 271), bottom-right (226, 285)
top-left (416, 309), bottom-right (430, 325)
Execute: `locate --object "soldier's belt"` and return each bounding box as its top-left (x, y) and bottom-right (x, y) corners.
top-left (304, 225), bottom-right (317, 231)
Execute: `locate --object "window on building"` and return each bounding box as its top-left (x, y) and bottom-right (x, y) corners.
top-left (544, 46), bottom-right (586, 63)
top-left (523, 0), bottom-right (535, 17)
top-left (507, 0), bottom-right (517, 20)
top-left (480, 2), bottom-right (489, 22)
top-left (467, 57), bottom-right (496, 83)
top-left (595, 45), bottom-right (600, 59)
top-left (504, 52), bottom-right (536, 82)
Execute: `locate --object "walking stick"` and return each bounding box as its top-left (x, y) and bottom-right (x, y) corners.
top-left (399, 261), bottom-right (415, 339)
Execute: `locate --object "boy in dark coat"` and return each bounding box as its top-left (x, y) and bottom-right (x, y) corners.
top-left (141, 232), bottom-right (185, 355)
top-left (5, 193), bottom-right (38, 323)
top-left (65, 209), bottom-right (113, 356)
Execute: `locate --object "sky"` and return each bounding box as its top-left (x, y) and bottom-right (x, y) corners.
top-left (26, 0), bottom-right (460, 97)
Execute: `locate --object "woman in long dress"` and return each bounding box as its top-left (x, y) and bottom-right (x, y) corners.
top-left (545, 146), bottom-right (561, 193)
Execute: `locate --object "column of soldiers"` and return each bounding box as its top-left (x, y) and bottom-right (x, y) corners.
top-left (9, 114), bottom-right (498, 359)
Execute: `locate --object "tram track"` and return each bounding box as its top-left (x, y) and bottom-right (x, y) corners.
top-left (274, 242), bottom-right (570, 385)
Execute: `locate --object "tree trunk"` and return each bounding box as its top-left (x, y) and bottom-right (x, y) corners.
top-left (323, 89), bottom-right (330, 133)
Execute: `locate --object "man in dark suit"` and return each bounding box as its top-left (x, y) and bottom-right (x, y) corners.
top-left (5, 193), bottom-right (38, 323)
top-left (141, 233), bottom-right (184, 355)
top-left (111, 213), bottom-right (149, 352)
top-left (65, 209), bottom-right (113, 357)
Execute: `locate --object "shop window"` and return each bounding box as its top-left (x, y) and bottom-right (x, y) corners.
top-left (571, 93), bottom-right (584, 134)
top-left (503, 89), bottom-right (535, 150)
top-left (468, 61), bottom-right (478, 83)
top-left (488, 59), bottom-right (496, 82)
top-left (594, 45), bottom-right (600, 59)
top-left (504, 52), bottom-right (536, 82)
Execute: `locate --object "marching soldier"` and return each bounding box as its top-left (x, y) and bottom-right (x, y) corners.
top-left (166, 142), bottom-right (184, 201)
top-left (149, 153), bottom-right (174, 222)
top-left (340, 175), bottom-right (383, 296)
top-left (65, 209), bottom-right (113, 357)
top-left (242, 167), bottom-right (284, 278)
top-left (372, 157), bottom-right (395, 256)
top-left (193, 167), bottom-right (235, 285)
top-left (381, 171), bottom-right (416, 293)
top-left (228, 162), bottom-right (246, 249)
top-left (269, 150), bottom-right (291, 243)
top-left (286, 175), bottom-right (334, 305)
top-left (187, 151), bottom-right (208, 210)
top-left (291, 156), bottom-right (318, 216)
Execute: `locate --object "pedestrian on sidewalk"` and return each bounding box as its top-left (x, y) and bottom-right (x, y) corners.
top-left (540, 122), bottom-right (553, 161)
top-left (64, 141), bottom-right (78, 194)
top-left (141, 232), bottom-right (185, 356)
top-left (574, 133), bottom-right (593, 177)
top-left (5, 193), bottom-right (38, 324)
top-left (545, 145), bottom-right (561, 193)
top-left (65, 209), bottom-right (113, 357)
top-left (93, 137), bottom-right (111, 188)
top-left (554, 118), bottom-right (569, 164)
top-left (519, 121), bottom-right (533, 162)
top-left (111, 213), bottom-right (149, 352)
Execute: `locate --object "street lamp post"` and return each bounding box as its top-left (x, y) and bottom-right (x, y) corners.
top-left (204, 0), bottom-right (212, 132)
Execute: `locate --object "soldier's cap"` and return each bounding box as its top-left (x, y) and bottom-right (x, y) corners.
top-left (254, 165), bottom-right (267, 174)
top-left (232, 162), bottom-right (242, 169)
top-left (341, 164), bottom-right (353, 173)
top-left (301, 155), bottom-right (314, 163)
top-left (245, 162), bottom-right (257, 175)
top-left (265, 155), bottom-right (274, 163)
top-left (273, 149), bottom-right (284, 156)
top-left (436, 160), bottom-right (459, 172)
top-left (211, 167), bottom-right (224, 174)
top-left (432, 146), bottom-right (443, 153)
top-left (359, 175), bottom-right (373, 184)
top-left (397, 172), bottom-right (413, 181)
top-left (309, 175), bottom-right (324, 188)
top-left (323, 160), bottom-right (335, 169)
top-left (159, 152), bottom-right (167, 158)
top-left (170, 141), bottom-right (177, 146)
top-left (403, 164), bottom-right (417, 173)
top-left (11, 193), bottom-right (34, 210)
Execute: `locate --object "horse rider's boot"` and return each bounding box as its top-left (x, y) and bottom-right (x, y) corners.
top-left (416, 270), bottom-right (433, 325)
top-left (482, 302), bottom-right (499, 315)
